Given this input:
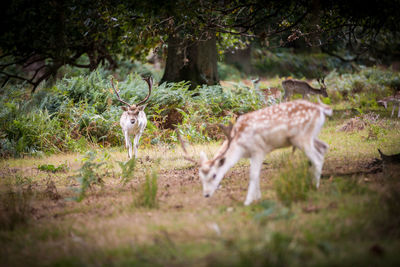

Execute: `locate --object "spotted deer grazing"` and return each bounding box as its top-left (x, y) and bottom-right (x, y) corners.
top-left (282, 78), bottom-right (328, 101)
top-left (377, 91), bottom-right (400, 118)
top-left (111, 77), bottom-right (152, 159)
top-left (180, 100), bottom-right (332, 205)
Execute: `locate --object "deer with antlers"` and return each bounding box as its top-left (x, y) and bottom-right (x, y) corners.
top-left (180, 99), bottom-right (332, 205)
top-left (111, 77), bottom-right (152, 159)
top-left (282, 78), bottom-right (328, 101)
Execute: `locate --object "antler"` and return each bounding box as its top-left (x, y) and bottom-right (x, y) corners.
top-left (215, 122), bottom-right (234, 160)
top-left (317, 77), bottom-right (326, 89)
top-left (111, 77), bottom-right (131, 107)
top-left (177, 122), bottom-right (234, 164)
top-left (137, 77), bottom-right (153, 106)
top-left (177, 133), bottom-right (199, 164)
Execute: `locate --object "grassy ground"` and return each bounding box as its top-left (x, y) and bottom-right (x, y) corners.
top-left (1, 102), bottom-right (400, 266)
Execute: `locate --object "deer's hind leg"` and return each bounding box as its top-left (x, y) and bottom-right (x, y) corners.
top-left (314, 138), bottom-right (328, 157)
top-left (391, 104), bottom-right (396, 117)
top-left (291, 137), bottom-right (323, 189)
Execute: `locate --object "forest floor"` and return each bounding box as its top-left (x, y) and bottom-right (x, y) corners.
top-left (1, 104), bottom-right (400, 266)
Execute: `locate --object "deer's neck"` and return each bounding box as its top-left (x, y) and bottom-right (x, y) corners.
top-left (308, 85), bottom-right (324, 94)
top-left (214, 140), bottom-right (244, 177)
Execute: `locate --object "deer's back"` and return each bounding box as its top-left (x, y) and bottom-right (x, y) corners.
top-left (233, 100), bottom-right (328, 150)
top-left (282, 79), bottom-right (311, 94)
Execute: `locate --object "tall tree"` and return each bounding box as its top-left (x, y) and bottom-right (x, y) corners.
top-left (0, 0), bottom-right (157, 92)
top-left (136, 0), bottom-right (400, 86)
top-left (161, 34), bottom-right (219, 88)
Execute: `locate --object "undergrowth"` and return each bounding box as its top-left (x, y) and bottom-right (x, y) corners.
top-left (71, 150), bottom-right (113, 201)
top-left (133, 168), bottom-right (159, 209)
top-left (117, 158), bottom-right (137, 186)
top-left (0, 64), bottom-right (398, 158)
top-left (0, 180), bottom-right (33, 231)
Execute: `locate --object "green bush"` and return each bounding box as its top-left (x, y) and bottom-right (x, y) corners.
top-left (327, 67), bottom-right (399, 102)
top-left (1, 64), bottom-right (399, 157)
top-left (37, 163), bottom-right (69, 173)
top-left (71, 150), bottom-right (112, 202)
top-left (0, 103), bottom-right (70, 156)
top-left (117, 158), bottom-right (137, 186)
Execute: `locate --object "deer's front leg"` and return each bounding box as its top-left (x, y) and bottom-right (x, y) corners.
top-left (283, 93), bottom-right (289, 102)
top-left (133, 131), bottom-right (143, 158)
top-left (124, 131), bottom-right (133, 159)
top-left (244, 153), bottom-right (264, 206)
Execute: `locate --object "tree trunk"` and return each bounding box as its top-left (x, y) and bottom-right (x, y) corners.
top-left (161, 34), bottom-right (219, 89)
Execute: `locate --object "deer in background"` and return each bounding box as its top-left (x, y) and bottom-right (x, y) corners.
top-left (111, 77), bottom-right (152, 159)
top-left (251, 78), bottom-right (282, 104)
top-left (180, 99), bottom-right (332, 205)
top-left (377, 91), bottom-right (400, 118)
top-left (282, 78), bottom-right (328, 101)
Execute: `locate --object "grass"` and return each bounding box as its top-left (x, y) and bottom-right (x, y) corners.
top-left (1, 97), bottom-right (400, 266)
top-left (273, 155), bottom-right (314, 206)
top-left (133, 167), bottom-right (159, 209)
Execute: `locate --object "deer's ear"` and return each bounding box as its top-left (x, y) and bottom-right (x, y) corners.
top-left (138, 104), bottom-right (147, 111)
top-left (200, 151), bottom-right (208, 164)
top-left (121, 106), bottom-right (128, 111)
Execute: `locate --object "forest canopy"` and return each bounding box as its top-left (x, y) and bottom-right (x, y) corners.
top-left (1, 0), bottom-right (400, 90)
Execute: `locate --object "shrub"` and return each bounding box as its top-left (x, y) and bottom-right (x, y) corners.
top-left (327, 67), bottom-right (399, 106)
top-left (1, 64), bottom-right (399, 157)
top-left (37, 163), bottom-right (69, 173)
top-left (71, 150), bottom-right (112, 202)
top-left (0, 102), bottom-right (70, 155)
top-left (117, 158), bottom-right (137, 186)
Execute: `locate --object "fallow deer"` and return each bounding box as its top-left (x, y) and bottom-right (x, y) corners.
top-left (252, 78), bottom-right (282, 104)
top-left (180, 99), bottom-right (332, 205)
top-left (111, 77), bottom-right (152, 159)
top-left (282, 78), bottom-right (328, 101)
top-left (377, 91), bottom-right (400, 118)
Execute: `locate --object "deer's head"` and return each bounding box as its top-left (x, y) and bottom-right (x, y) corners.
top-left (179, 123), bottom-right (233, 198)
top-left (121, 105), bottom-right (146, 124)
top-left (198, 151), bottom-right (228, 197)
top-left (111, 77), bottom-right (152, 124)
top-left (377, 99), bottom-right (388, 109)
top-left (317, 78), bottom-right (329, 97)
